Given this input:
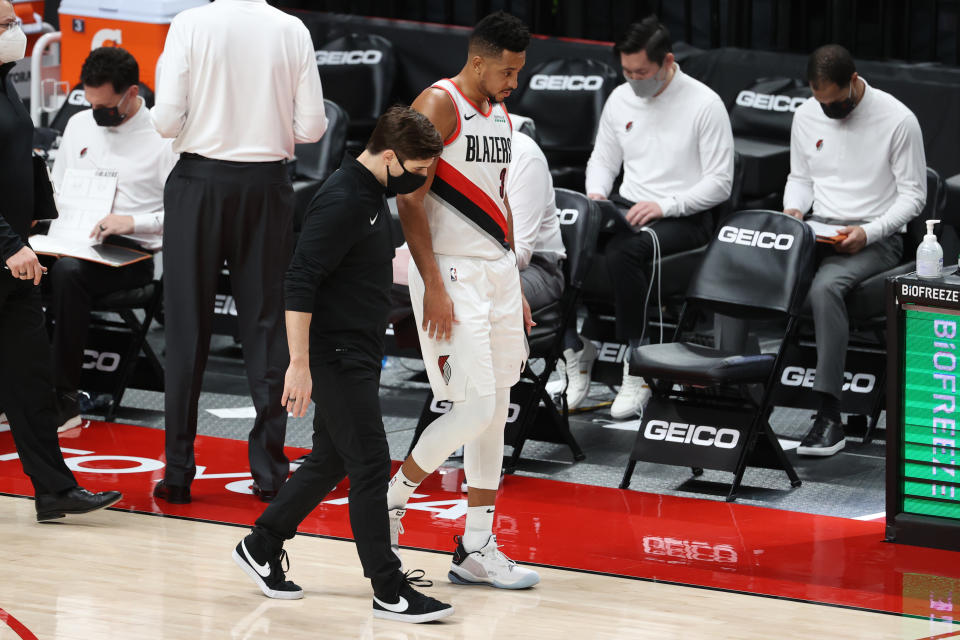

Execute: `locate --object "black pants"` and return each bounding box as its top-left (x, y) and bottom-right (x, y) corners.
top-left (0, 279), bottom-right (77, 496)
top-left (162, 155), bottom-right (293, 491)
top-left (47, 255), bottom-right (154, 394)
top-left (605, 210), bottom-right (712, 341)
top-left (253, 347), bottom-right (403, 598)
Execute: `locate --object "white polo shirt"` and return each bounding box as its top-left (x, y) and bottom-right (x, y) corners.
top-left (585, 65), bottom-right (734, 216)
top-left (507, 130), bottom-right (565, 269)
top-left (52, 98), bottom-right (177, 251)
top-left (783, 77), bottom-right (927, 245)
top-left (151, 0), bottom-right (327, 161)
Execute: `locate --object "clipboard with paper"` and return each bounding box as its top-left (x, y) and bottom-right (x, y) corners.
top-left (805, 219), bottom-right (848, 244)
top-left (32, 168), bottom-right (151, 267)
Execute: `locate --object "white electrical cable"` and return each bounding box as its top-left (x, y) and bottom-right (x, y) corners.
top-left (638, 226), bottom-right (664, 345)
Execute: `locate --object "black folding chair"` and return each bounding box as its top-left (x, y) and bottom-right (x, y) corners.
top-left (91, 279), bottom-right (164, 422)
top-left (504, 189), bottom-right (602, 473)
top-left (621, 210), bottom-right (816, 501)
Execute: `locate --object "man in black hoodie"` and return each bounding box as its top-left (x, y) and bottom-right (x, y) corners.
top-left (0, 0), bottom-right (121, 521)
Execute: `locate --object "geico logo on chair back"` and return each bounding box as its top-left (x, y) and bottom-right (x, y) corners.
top-left (68, 89), bottom-right (90, 107)
top-left (556, 208), bottom-right (579, 225)
top-left (214, 294), bottom-right (238, 316)
top-left (82, 349), bottom-right (121, 373)
top-left (735, 90), bottom-right (807, 112)
top-left (315, 50), bottom-right (384, 65)
top-left (717, 226), bottom-right (795, 251)
top-left (780, 366), bottom-right (876, 394)
top-left (643, 420), bottom-right (740, 449)
top-left (529, 74), bottom-right (603, 91)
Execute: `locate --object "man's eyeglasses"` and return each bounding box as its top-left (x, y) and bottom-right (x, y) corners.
top-left (0, 17), bottom-right (23, 32)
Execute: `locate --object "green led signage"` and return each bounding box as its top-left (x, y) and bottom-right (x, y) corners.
top-left (902, 309), bottom-right (960, 520)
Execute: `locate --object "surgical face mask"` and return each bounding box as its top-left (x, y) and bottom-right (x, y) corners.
top-left (0, 23), bottom-right (27, 64)
top-left (386, 154), bottom-right (427, 195)
top-left (625, 65), bottom-right (667, 99)
top-left (92, 90), bottom-right (131, 127)
top-left (820, 83), bottom-right (857, 120)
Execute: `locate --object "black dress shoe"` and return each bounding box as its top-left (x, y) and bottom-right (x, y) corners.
top-left (251, 483), bottom-right (278, 503)
top-left (797, 415), bottom-right (846, 457)
top-left (36, 487), bottom-right (122, 522)
top-left (154, 480), bottom-right (191, 504)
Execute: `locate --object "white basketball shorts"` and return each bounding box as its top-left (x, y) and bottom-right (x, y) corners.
top-left (409, 251), bottom-right (526, 402)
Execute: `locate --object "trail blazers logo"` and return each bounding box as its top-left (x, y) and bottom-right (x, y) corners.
top-left (816, 139), bottom-right (823, 151)
top-left (438, 355), bottom-right (452, 384)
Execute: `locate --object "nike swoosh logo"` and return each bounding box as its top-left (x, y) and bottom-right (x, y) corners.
top-left (369, 213), bottom-right (379, 225)
top-left (242, 541), bottom-right (271, 578)
top-left (373, 595), bottom-right (409, 613)
top-left (465, 113), bottom-right (477, 120)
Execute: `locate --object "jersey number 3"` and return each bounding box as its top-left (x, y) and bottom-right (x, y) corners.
top-left (499, 168), bottom-right (507, 199)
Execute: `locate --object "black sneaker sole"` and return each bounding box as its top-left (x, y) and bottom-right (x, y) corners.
top-left (373, 604), bottom-right (454, 623)
top-left (36, 492), bottom-right (123, 522)
top-left (231, 547), bottom-right (303, 600)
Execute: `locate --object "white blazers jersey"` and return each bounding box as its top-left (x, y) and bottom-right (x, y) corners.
top-left (425, 78), bottom-right (514, 260)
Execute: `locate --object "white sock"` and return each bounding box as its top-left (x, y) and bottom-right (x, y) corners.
top-left (387, 467), bottom-right (420, 510)
top-left (462, 505), bottom-right (495, 552)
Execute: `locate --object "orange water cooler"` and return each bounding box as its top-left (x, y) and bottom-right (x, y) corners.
top-left (58, 0), bottom-right (207, 90)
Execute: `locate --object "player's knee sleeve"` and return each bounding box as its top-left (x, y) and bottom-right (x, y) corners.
top-left (411, 383), bottom-right (497, 473)
top-left (463, 387), bottom-right (510, 490)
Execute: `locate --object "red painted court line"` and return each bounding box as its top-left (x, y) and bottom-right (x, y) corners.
top-left (3, 421), bottom-right (960, 622)
top-left (920, 630), bottom-right (960, 639)
top-left (0, 607), bottom-right (40, 640)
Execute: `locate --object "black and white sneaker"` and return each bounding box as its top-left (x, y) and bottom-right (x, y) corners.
top-left (372, 570), bottom-right (454, 624)
top-left (232, 535), bottom-right (304, 600)
top-left (797, 415), bottom-right (846, 457)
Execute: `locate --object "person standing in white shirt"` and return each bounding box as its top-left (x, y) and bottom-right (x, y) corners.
top-left (564, 16), bottom-right (734, 419)
top-left (48, 47), bottom-right (177, 432)
top-left (151, 0), bottom-right (327, 505)
top-left (507, 125), bottom-right (566, 311)
top-left (783, 44), bottom-right (925, 457)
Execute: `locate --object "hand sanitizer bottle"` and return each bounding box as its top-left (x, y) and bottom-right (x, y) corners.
top-left (917, 219), bottom-right (943, 279)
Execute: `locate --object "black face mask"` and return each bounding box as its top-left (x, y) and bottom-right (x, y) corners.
top-left (386, 155), bottom-right (427, 195)
top-left (92, 91), bottom-right (130, 127)
top-left (820, 83), bottom-right (857, 120)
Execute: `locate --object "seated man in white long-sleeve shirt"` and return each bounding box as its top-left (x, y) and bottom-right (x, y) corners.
top-left (47, 47), bottom-right (177, 430)
top-left (784, 44), bottom-right (926, 456)
top-left (508, 125), bottom-right (566, 311)
top-left (563, 16), bottom-right (734, 419)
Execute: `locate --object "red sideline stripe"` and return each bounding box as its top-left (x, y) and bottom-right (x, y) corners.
top-left (0, 607), bottom-right (39, 640)
top-left (434, 158), bottom-right (508, 235)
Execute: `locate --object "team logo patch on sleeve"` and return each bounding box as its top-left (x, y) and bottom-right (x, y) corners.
top-left (438, 355), bottom-right (452, 385)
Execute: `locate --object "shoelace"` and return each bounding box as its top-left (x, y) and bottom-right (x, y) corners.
top-left (481, 537), bottom-right (517, 571)
top-left (277, 549), bottom-right (291, 574)
top-left (403, 568), bottom-right (432, 588)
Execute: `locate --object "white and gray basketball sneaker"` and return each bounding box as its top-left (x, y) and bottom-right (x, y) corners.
top-left (389, 507), bottom-right (406, 570)
top-left (448, 535), bottom-right (540, 589)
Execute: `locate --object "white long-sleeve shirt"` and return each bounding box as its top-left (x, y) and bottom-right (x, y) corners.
top-left (783, 77), bottom-right (926, 245)
top-left (52, 98), bottom-right (177, 251)
top-left (507, 130), bottom-right (566, 268)
top-left (151, 0), bottom-right (327, 161)
top-left (585, 65), bottom-right (734, 217)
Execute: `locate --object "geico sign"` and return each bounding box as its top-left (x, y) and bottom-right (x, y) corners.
top-left (735, 90), bottom-right (806, 113)
top-left (717, 225), bottom-right (794, 251)
top-left (643, 536), bottom-right (739, 564)
top-left (431, 398), bottom-right (521, 423)
top-left (557, 208), bottom-right (579, 225)
top-left (643, 420), bottom-right (740, 449)
top-left (316, 50), bottom-right (383, 65)
top-left (67, 89), bottom-right (90, 107)
top-left (82, 349), bottom-right (120, 373)
top-left (529, 74), bottom-right (603, 91)
top-left (780, 366), bottom-right (876, 394)
top-left (214, 294), bottom-right (238, 316)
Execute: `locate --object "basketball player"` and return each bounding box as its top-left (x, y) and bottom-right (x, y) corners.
top-left (388, 11), bottom-right (540, 589)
